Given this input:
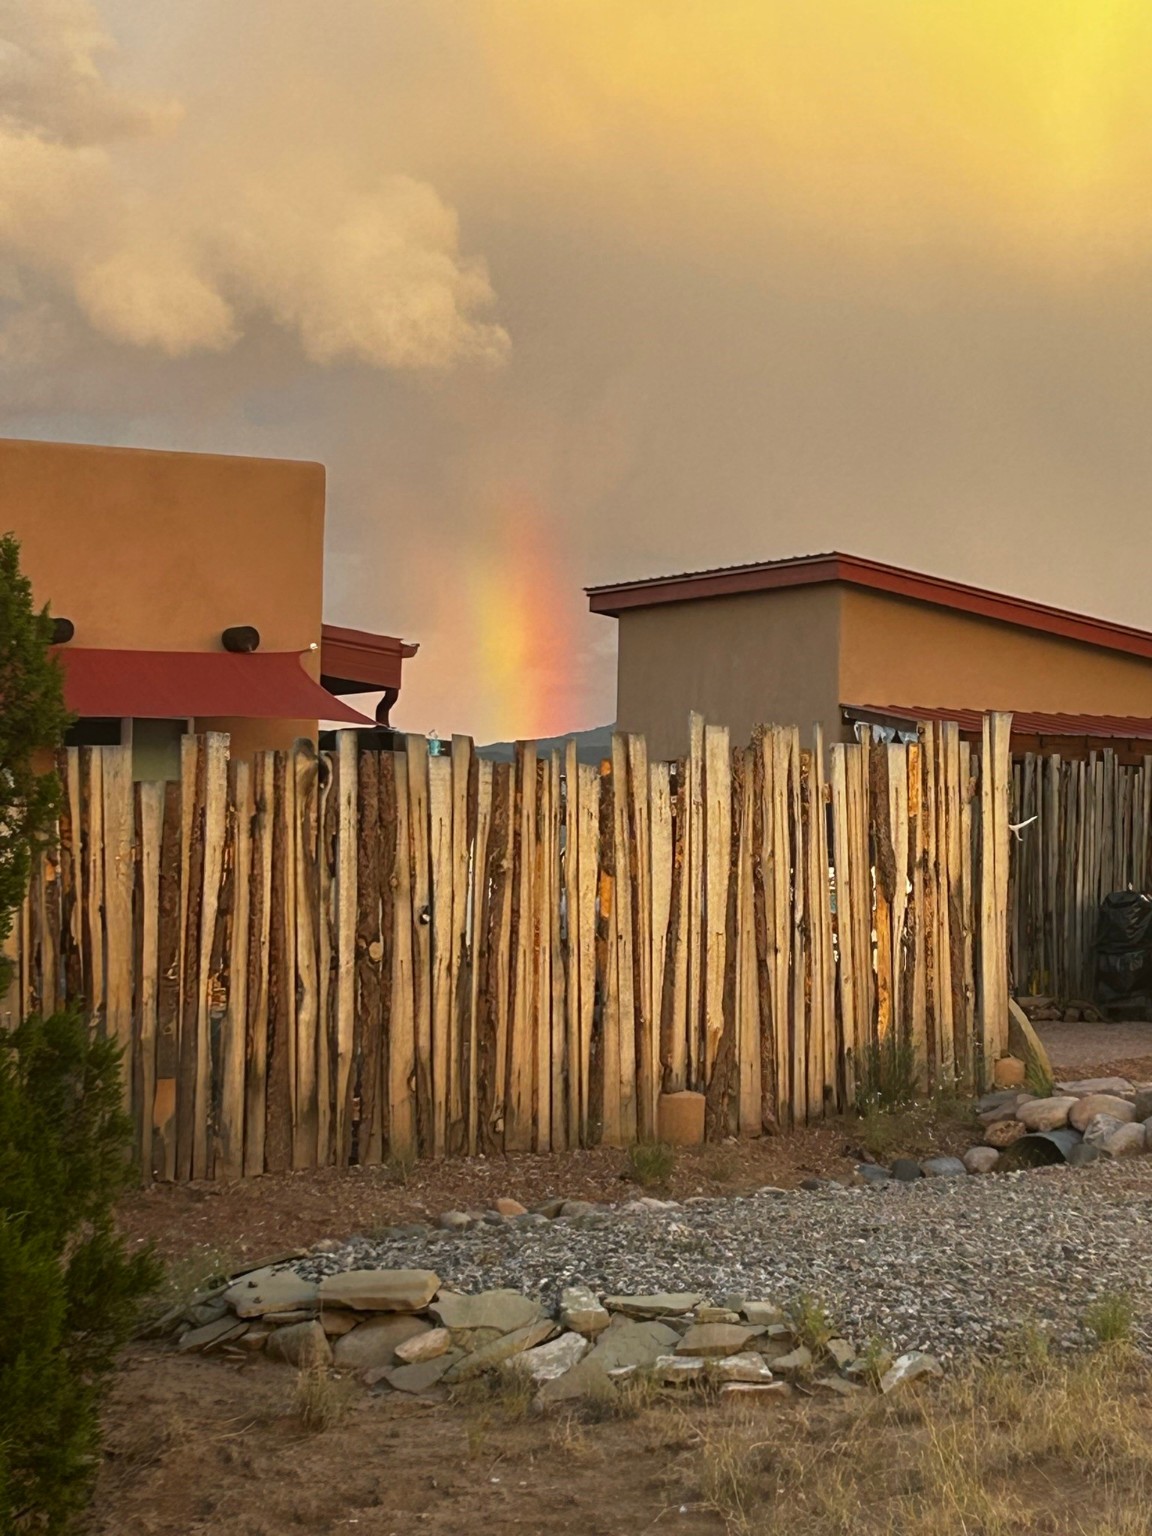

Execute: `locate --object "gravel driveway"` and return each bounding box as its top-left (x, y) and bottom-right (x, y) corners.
top-left (295, 1158), bottom-right (1152, 1362)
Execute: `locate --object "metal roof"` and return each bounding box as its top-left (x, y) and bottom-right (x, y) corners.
top-left (847, 703), bottom-right (1152, 742)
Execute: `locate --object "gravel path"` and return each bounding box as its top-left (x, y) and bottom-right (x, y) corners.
top-left (294, 1160), bottom-right (1152, 1361)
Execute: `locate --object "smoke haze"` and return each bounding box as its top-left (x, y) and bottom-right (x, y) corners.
top-left (4, 1), bottom-right (1152, 740)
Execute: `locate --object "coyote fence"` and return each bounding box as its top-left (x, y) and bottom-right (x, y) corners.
top-left (4, 713), bottom-right (1013, 1181)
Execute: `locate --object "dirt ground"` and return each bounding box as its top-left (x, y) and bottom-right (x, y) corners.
top-left (1036, 1017), bottom-right (1152, 1082)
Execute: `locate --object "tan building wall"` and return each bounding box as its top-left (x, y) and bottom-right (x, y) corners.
top-left (838, 589), bottom-right (1152, 717)
top-left (1, 437), bottom-right (326, 754)
top-left (614, 585), bottom-right (844, 760)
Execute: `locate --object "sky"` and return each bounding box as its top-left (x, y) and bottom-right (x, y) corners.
top-left (4, 1), bottom-right (1152, 742)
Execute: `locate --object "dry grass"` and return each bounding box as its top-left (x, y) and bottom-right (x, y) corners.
top-left (676, 1342), bottom-right (1152, 1535)
top-left (1085, 1293), bottom-right (1135, 1345)
top-left (626, 1140), bottom-right (677, 1189)
top-left (290, 1361), bottom-right (352, 1434)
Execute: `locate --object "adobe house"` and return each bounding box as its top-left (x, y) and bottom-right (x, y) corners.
top-left (3, 437), bottom-right (416, 776)
top-left (587, 552), bottom-right (1152, 762)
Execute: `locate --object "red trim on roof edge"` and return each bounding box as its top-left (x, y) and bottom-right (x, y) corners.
top-left (586, 552), bottom-right (1152, 662)
top-left (847, 703), bottom-right (1152, 741)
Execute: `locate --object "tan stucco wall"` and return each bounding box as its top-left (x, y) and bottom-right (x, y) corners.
top-left (1, 437), bottom-right (325, 753)
top-left (838, 588), bottom-right (1152, 716)
top-left (613, 585), bottom-right (844, 759)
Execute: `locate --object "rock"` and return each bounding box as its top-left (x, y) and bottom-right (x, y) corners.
top-left (558, 1200), bottom-right (598, 1219)
top-left (319, 1309), bottom-right (363, 1336)
top-left (237, 1325), bottom-right (273, 1352)
top-left (979, 1099), bottom-right (1027, 1126)
top-left (603, 1292), bottom-right (703, 1319)
top-left (1017, 1096), bottom-right (1077, 1132)
top-left (620, 1197), bottom-right (681, 1215)
top-left (187, 1299), bottom-right (230, 1327)
top-left (265, 1321), bottom-right (332, 1368)
top-left (223, 1267), bottom-right (319, 1319)
top-left (587, 1321), bottom-right (681, 1372)
top-left (854, 1163), bottom-right (890, 1185)
top-left (719, 1381), bottom-right (789, 1400)
top-left (493, 1197), bottom-right (528, 1217)
top-left (879, 1351), bottom-right (943, 1394)
top-left (1135, 1091), bottom-right (1152, 1121)
top-left (963, 1146), bottom-right (1001, 1174)
top-left (393, 1326), bottom-right (452, 1365)
top-left (657, 1089), bottom-right (706, 1146)
top-left (437, 1211), bottom-right (473, 1232)
top-left (1057, 1077), bottom-right (1135, 1098)
top-left (445, 1321), bottom-right (558, 1381)
top-left (976, 1089), bottom-right (1021, 1113)
top-left (890, 1158), bottom-right (922, 1182)
top-left (560, 1286), bottom-right (611, 1337)
top-left (535, 1356), bottom-right (612, 1405)
top-left (985, 1119), bottom-right (1028, 1148)
top-left (431, 1290), bottom-right (543, 1334)
top-left (333, 1316), bottom-right (431, 1372)
top-left (709, 1352), bottom-right (775, 1384)
top-left (1083, 1113), bottom-right (1128, 1148)
top-left (1067, 1141), bottom-right (1101, 1168)
top-left (177, 1316), bottom-right (247, 1353)
top-left (653, 1354), bottom-right (707, 1384)
top-left (318, 1269), bottom-right (439, 1312)
top-left (824, 1338), bottom-right (855, 1369)
top-left (1102, 1122), bottom-right (1146, 1158)
top-left (993, 1055), bottom-right (1026, 1088)
top-left (769, 1346), bottom-right (812, 1375)
top-left (742, 1302), bottom-right (787, 1326)
top-left (800, 1177), bottom-right (830, 1191)
top-left (1068, 1095), bottom-right (1137, 1132)
top-left (512, 1331), bottom-right (590, 1383)
top-left (532, 1197), bottom-right (566, 1219)
top-left (694, 1306), bottom-right (742, 1324)
top-left (676, 1323), bottom-right (758, 1358)
top-left (920, 1156), bottom-right (967, 1178)
top-left (380, 1354), bottom-right (459, 1394)
top-left (814, 1376), bottom-right (863, 1397)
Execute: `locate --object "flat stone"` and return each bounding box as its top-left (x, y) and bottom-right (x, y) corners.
top-left (1057, 1077), bottom-right (1135, 1097)
top-left (814, 1375), bottom-right (863, 1396)
top-left (333, 1316), bottom-right (432, 1372)
top-left (394, 1326), bottom-right (452, 1364)
top-left (431, 1289), bottom-right (543, 1334)
top-left (694, 1307), bottom-right (741, 1324)
top-left (493, 1197), bottom-right (528, 1217)
top-left (979, 1100), bottom-right (1026, 1126)
top-left (437, 1211), bottom-right (472, 1232)
top-left (1135, 1091), bottom-right (1152, 1121)
top-left (262, 1309), bottom-right (319, 1326)
top-left (676, 1323), bottom-right (758, 1358)
top-left (1083, 1113), bottom-right (1128, 1148)
top-left (719, 1381), bottom-right (789, 1399)
top-left (187, 1299), bottom-right (230, 1327)
top-left (380, 1354), bottom-right (459, 1394)
top-left (560, 1286), bottom-right (610, 1337)
top-left (1102, 1122), bottom-right (1146, 1158)
top-left (709, 1352), bottom-right (774, 1384)
top-left (742, 1301), bottom-right (787, 1326)
top-left (535, 1356), bottom-right (611, 1405)
top-left (512, 1331), bottom-right (590, 1383)
top-left (963, 1146), bottom-right (1001, 1174)
top-left (975, 1090), bottom-right (1020, 1113)
top-left (1069, 1094), bottom-right (1137, 1132)
top-left (879, 1351), bottom-right (943, 1394)
top-left (770, 1346), bottom-right (813, 1376)
top-left (558, 1200), bottom-right (598, 1218)
top-left (223, 1267), bottom-right (319, 1318)
top-left (890, 1158), bottom-right (922, 1182)
top-left (318, 1269), bottom-right (439, 1312)
top-left (855, 1162), bottom-right (890, 1184)
top-left (229, 1250), bottom-right (309, 1278)
top-left (653, 1354), bottom-right (707, 1384)
top-left (319, 1309), bottom-right (364, 1336)
top-left (177, 1316), bottom-right (247, 1353)
top-left (824, 1338), bottom-right (855, 1369)
top-left (603, 1292), bottom-right (704, 1319)
top-left (1017, 1096), bottom-right (1077, 1132)
top-left (920, 1156), bottom-right (967, 1178)
top-left (587, 1320), bottom-right (681, 1372)
top-left (985, 1119), bottom-right (1028, 1148)
top-left (444, 1321), bottom-right (557, 1382)
top-left (265, 1320), bottom-right (332, 1368)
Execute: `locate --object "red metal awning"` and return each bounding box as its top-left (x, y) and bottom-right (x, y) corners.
top-left (846, 703), bottom-right (1152, 741)
top-left (55, 648), bottom-right (373, 725)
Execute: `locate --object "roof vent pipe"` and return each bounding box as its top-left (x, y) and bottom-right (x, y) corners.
top-left (222, 625), bottom-right (261, 654)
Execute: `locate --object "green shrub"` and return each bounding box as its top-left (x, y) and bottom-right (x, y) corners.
top-left (855, 1034), bottom-right (919, 1113)
top-left (0, 1011), bottom-right (161, 1531)
top-left (1084, 1293), bottom-right (1134, 1346)
top-left (625, 1141), bottom-right (677, 1189)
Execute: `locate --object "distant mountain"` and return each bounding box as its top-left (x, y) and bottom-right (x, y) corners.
top-left (476, 723), bottom-right (615, 765)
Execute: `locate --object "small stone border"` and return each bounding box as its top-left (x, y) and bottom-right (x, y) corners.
top-left (157, 1263), bottom-right (942, 1407)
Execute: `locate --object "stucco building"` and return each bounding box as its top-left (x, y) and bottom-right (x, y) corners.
top-left (4, 437), bottom-right (416, 775)
top-left (588, 552), bottom-right (1152, 761)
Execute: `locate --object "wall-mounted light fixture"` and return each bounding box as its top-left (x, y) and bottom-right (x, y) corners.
top-left (221, 625), bottom-right (261, 654)
top-left (50, 617), bottom-right (75, 645)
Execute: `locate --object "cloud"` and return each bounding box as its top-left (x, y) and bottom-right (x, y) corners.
top-left (0, 0), bottom-right (508, 369)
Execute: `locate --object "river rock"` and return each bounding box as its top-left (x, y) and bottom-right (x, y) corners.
top-left (1068, 1094), bottom-right (1137, 1132)
top-left (380, 1354), bottom-right (459, 1394)
top-left (265, 1320), bottom-right (331, 1368)
top-left (1067, 1141), bottom-right (1101, 1167)
top-left (985, 1119), bottom-right (1028, 1147)
top-left (879, 1351), bottom-right (942, 1393)
top-left (890, 1158), bottom-right (922, 1182)
top-left (1017, 1097), bottom-right (1077, 1132)
top-left (318, 1269), bottom-right (440, 1312)
top-left (513, 1331), bottom-right (590, 1383)
top-left (334, 1316), bottom-right (431, 1371)
top-left (437, 1211), bottom-right (472, 1232)
top-left (653, 1355), bottom-right (707, 1384)
top-left (224, 1267), bottom-right (319, 1318)
top-left (1102, 1122), bottom-right (1146, 1158)
top-left (560, 1286), bottom-right (610, 1337)
top-left (770, 1346), bottom-right (813, 1375)
top-left (921, 1156), bottom-right (967, 1178)
top-left (676, 1323), bottom-right (758, 1357)
top-left (1083, 1113), bottom-right (1128, 1148)
top-left (603, 1292), bottom-right (703, 1319)
top-left (493, 1197), bottom-right (528, 1217)
top-left (963, 1146), bottom-right (1001, 1174)
top-left (587, 1320), bottom-right (680, 1372)
top-left (431, 1290), bottom-right (543, 1334)
top-left (1057, 1077), bottom-right (1135, 1097)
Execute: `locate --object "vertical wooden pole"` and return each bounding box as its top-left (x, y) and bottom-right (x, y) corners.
top-left (428, 753), bottom-right (453, 1158)
top-left (702, 725), bottom-right (731, 1085)
top-left (153, 781), bottom-right (183, 1182)
top-left (549, 751), bottom-right (567, 1152)
top-left (505, 743), bottom-right (536, 1151)
top-left (388, 752), bottom-right (416, 1160)
top-left (685, 712), bottom-right (705, 1090)
top-left (217, 759), bottom-right (250, 1181)
top-left (449, 736), bottom-right (474, 1156)
top-left (469, 758), bottom-right (493, 1156)
top-left (244, 755), bottom-right (272, 1178)
top-left (406, 736), bottom-right (433, 1155)
top-left (333, 733), bottom-right (358, 1164)
top-left (134, 781), bottom-right (164, 1178)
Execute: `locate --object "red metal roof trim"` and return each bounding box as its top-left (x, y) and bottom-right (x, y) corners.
top-left (586, 551), bottom-right (1152, 662)
top-left (847, 703), bottom-right (1152, 741)
top-left (320, 623), bottom-right (418, 693)
top-left (57, 648), bottom-right (373, 725)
